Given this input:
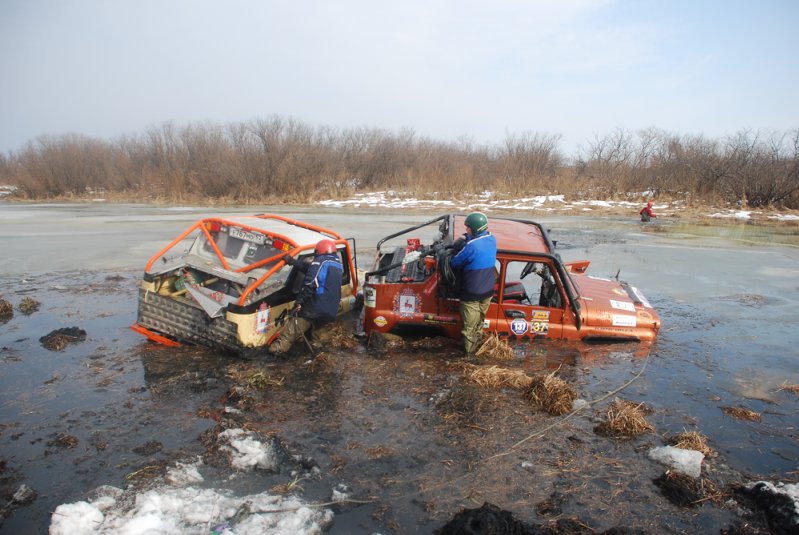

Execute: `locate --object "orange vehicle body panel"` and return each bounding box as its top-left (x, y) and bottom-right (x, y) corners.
top-left (362, 214), bottom-right (660, 344)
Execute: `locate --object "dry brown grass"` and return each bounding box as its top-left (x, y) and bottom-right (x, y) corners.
top-left (462, 364), bottom-right (533, 390)
top-left (475, 334), bottom-right (514, 360)
top-left (365, 446), bottom-right (394, 459)
top-left (594, 399), bottom-right (655, 438)
top-left (0, 299), bottom-right (12, 319)
top-left (18, 297), bottom-right (40, 315)
top-left (668, 431), bottom-right (714, 457)
top-left (654, 471), bottom-right (725, 507)
top-left (526, 371), bottom-right (577, 416)
top-left (777, 383), bottom-right (799, 395)
top-left (308, 352), bottom-right (334, 371)
top-left (226, 363), bottom-right (284, 391)
top-left (721, 406), bottom-right (761, 422)
top-left (318, 323), bottom-right (359, 350)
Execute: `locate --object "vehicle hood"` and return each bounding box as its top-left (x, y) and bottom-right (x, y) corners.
top-left (570, 273), bottom-right (660, 329)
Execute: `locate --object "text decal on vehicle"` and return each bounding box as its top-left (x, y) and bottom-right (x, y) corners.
top-left (255, 303), bottom-right (270, 333)
top-left (511, 319), bottom-right (528, 335)
top-left (364, 287), bottom-right (376, 308)
top-left (229, 227), bottom-right (266, 245)
top-left (612, 314), bottom-right (637, 327)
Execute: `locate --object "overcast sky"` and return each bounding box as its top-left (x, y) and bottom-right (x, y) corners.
top-left (1, 0), bottom-right (797, 156)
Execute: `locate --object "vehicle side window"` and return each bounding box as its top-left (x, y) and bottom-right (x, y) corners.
top-left (503, 261), bottom-right (538, 305)
top-left (503, 260), bottom-right (563, 308)
top-left (338, 249), bottom-right (351, 286)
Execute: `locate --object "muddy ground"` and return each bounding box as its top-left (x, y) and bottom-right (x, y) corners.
top-left (0, 270), bottom-right (794, 534)
top-left (0, 207), bottom-right (797, 533)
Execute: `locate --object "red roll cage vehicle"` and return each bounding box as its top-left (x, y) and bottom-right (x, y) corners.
top-left (131, 214), bottom-right (359, 357)
top-left (361, 214), bottom-right (660, 343)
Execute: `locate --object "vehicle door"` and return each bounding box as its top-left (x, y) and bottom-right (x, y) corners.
top-left (493, 258), bottom-right (565, 340)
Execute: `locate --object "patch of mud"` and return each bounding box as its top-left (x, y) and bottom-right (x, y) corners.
top-left (0, 298), bottom-right (13, 322)
top-left (39, 327), bottom-right (87, 351)
top-left (436, 502), bottom-right (648, 535)
top-left (652, 472), bottom-right (721, 508)
top-left (717, 294), bottom-right (770, 308)
top-left (17, 297), bottom-right (40, 315)
top-left (737, 481), bottom-right (799, 534)
top-left (132, 440), bottom-right (163, 456)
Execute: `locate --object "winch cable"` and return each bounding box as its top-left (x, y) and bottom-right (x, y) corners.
top-left (253, 348), bottom-right (653, 515)
top-left (484, 348), bottom-right (652, 461)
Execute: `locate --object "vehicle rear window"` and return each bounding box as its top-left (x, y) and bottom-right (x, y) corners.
top-left (199, 226), bottom-right (284, 267)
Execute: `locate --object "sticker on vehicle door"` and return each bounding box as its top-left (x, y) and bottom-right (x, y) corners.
top-left (394, 288), bottom-right (420, 317)
top-left (532, 310), bottom-right (550, 321)
top-left (364, 287), bottom-right (376, 308)
top-left (255, 303), bottom-right (270, 333)
top-left (374, 316), bottom-right (388, 327)
top-left (530, 321), bottom-right (549, 335)
top-left (511, 318), bottom-right (528, 335)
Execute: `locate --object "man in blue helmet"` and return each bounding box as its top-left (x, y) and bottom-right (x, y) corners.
top-left (270, 239), bottom-right (343, 355)
top-left (449, 212), bottom-right (497, 355)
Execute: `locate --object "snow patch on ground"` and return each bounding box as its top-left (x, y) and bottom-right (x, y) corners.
top-left (769, 213), bottom-right (799, 221)
top-left (219, 428), bottom-right (278, 471)
top-left (319, 191), bottom-right (570, 211)
top-left (0, 185), bottom-right (17, 197)
top-left (50, 432), bottom-right (333, 535)
top-left (709, 210), bottom-right (752, 220)
top-left (50, 485), bottom-right (333, 535)
top-left (648, 446), bottom-right (704, 478)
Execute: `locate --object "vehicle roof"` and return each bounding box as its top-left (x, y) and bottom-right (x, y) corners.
top-left (214, 215), bottom-right (341, 247)
top-left (453, 214), bottom-right (552, 255)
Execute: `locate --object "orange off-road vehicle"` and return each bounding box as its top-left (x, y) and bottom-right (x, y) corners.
top-left (131, 214), bottom-right (359, 357)
top-left (361, 214), bottom-right (660, 343)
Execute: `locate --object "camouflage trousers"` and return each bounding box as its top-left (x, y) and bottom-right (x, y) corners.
top-left (269, 316), bottom-right (321, 355)
top-left (460, 297), bottom-right (491, 355)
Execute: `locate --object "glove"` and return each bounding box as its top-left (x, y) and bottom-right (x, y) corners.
top-left (283, 254), bottom-right (296, 266)
top-left (452, 235), bottom-right (467, 251)
top-left (291, 303), bottom-right (302, 315)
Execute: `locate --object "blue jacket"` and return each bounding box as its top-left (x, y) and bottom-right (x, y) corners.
top-left (450, 231), bottom-right (497, 301)
top-left (296, 252), bottom-right (343, 322)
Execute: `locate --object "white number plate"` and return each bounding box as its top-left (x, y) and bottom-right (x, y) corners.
top-left (229, 227), bottom-right (265, 245)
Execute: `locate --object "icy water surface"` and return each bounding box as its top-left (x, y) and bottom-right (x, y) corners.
top-left (0, 203), bottom-right (797, 533)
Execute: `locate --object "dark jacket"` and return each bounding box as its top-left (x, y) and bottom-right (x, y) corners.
top-left (450, 231), bottom-right (497, 301)
top-left (295, 252), bottom-right (343, 322)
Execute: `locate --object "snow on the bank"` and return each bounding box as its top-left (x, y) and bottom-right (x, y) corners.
top-left (769, 213), bottom-right (799, 221)
top-left (709, 210), bottom-right (752, 220)
top-left (319, 191), bottom-right (570, 211)
top-left (219, 428), bottom-right (278, 471)
top-left (50, 430), bottom-right (334, 534)
top-left (0, 185), bottom-right (17, 197)
top-left (648, 446), bottom-right (704, 478)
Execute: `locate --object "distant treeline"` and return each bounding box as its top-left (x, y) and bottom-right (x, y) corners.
top-left (0, 116), bottom-right (797, 208)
